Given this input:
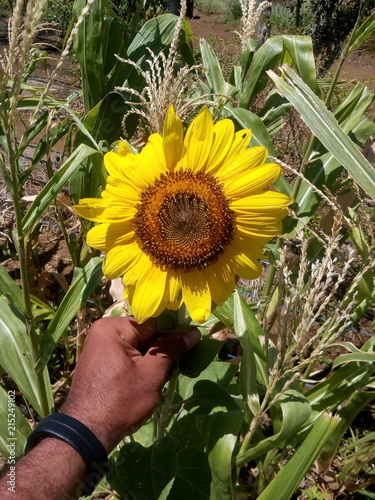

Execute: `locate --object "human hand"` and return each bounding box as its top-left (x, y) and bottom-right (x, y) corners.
top-left (62, 316), bottom-right (201, 453)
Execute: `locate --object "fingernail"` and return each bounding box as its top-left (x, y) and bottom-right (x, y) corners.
top-left (182, 328), bottom-right (201, 349)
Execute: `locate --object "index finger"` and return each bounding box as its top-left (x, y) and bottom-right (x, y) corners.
top-left (100, 316), bottom-right (159, 349)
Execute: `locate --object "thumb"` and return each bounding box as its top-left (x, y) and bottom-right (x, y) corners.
top-left (142, 328), bottom-right (201, 387)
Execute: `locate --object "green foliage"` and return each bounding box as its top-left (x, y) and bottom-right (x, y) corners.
top-left (271, 2), bottom-right (313, 31)
top-left (1, 1), bottom-right (374, 498)
top-left (42, 0), bottom-right (74, 38)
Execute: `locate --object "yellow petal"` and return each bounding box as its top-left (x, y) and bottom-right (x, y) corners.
top-left (122, 251), bottom-right (153, 286)
top-left (181, 272), bottom-right (211, 323)
top-left (182, 107), bottom-right (213, 172)
top-left (231, 128), bottom-right (252, 154)
top-left (104, 151), bottom-right (135, 181)
top-left (234, 251), bottom-right (263, 280)
top-left (224, 163), bottom-right (282, 199)
top-left (205, 119), bottom-right (236, 173)
top-left (117, 141), bottom-right (131, 156)
top-left (163, 105), bottom-right (184, 170)
top-left (237, 221), bottom-right (283, 238)
top-left (134, 134), bottom-right (167, 184)
top-left (217, 146), bottom-right (268, 181)
top-left (104, 176), bottom-right (140, 203)
top-left (102, 241), bottom-right (141, 280)
top-left (73, 198), bottom-right (136, 222)
top-left (232, 191), bottom-right (291, 214)
top-left (164, 271), bottom-right (182, 310)
top-left (87, 222), bottom-right (134, 251)
top-left (204, 260), bottom-right (235, 306)
top-left (131, 266), bottom-right (168, 323)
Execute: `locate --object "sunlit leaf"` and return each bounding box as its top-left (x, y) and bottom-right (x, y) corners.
top-left (269, 65), bottom-right (375, 200)
top-left (0, 301), bottom-right (53, 416)
top-left (0, 386), bottom-right (31, 458)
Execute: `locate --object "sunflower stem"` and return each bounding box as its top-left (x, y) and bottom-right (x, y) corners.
top-left (157, 367), bottom-right (179, 440)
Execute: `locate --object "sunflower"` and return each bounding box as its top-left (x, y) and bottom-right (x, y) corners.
top-left (74, 106), bottom-right (291, 323)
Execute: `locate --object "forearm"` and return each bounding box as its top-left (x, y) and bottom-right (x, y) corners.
top-left (0, 438), bottom-right (87, 500)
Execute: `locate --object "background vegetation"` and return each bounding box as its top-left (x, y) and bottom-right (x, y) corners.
top-left (0, 0), bottom-right (374, 499)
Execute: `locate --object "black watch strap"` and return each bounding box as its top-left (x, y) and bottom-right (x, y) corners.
top-left (25, 413), bottom-right (109, 497)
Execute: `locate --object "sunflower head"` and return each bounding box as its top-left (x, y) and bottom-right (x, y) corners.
top-left (74, 106), bottom-right (291, 323)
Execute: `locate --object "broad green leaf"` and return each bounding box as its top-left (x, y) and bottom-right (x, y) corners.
top-left (167, 447), bottom-right (212, 500)
top-left (36, 257), bottom-right (103, 372)
top-left (269, 65), bottom-right (375, 200)
top-left (185, 379), bottom-right (242, 415)
top-left (108, 438), bottom-right (176, 500)
top-left (257, 413), bottom-right (341, 500)
top-left (187, 380), bottom-right (243, 500)
top-left (168, 412), bottom-right (205, 453)
top-left (179, 336), bottom-right (224, 376)
top-left (0, 301), bottom-right (53, 416)
top-left (22, 144), bottom-right (102, 234)
top-left (198, 415), bottom-right (243, 500)
top-left (236, 388), bottom-right (311, 465)
top-left (0, 386), bottom-right (31, 458)
top-left (200, 39), bottom-right (225, 93)
top-left (179, 361), bottom-right (238, 400)
top-left (347, 11), bottom-right (375, 54)
top-left (126, 14), bottom-right (182, 66)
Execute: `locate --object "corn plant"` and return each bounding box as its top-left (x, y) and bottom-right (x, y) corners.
top-left (0, 0), bottom-right (374, 499)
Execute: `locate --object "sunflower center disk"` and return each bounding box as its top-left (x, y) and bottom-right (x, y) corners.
top-left (133, 170), bottom-right (235, 272)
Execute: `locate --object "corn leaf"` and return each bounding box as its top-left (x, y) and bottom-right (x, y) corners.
top-left (0, 265), bottom-right (26, 315)
top-left (200, 39), bottom-right (225, 93)
top-left (233, 290), bottom-right (265, 413)
top-left (236, 388), bottom-right (311, 465)
top-left (0, 386), bottom-right (31, 458)
top-left (0, 301), bottom-right (53, 416)
top-left (306, 361), bottom-right (375, 410)
top-left (257, 413), bottom-right (341, 500)
top-left (22, 144), bottom-right (101, 235)
top-left (269, 65), bottom-right (375, 200)
top-left (347, 11), bottom-right (375, 54)
top-left (73, 0), bottom-right (106, 111)
top-left (282, 35), bottom-right (320, 97)
top-left (36, 257), bottom-right (103, 373)
top-left (319, 391), bottom-right (375, 471)
top-left (239, 35), bottom-right (284, 108)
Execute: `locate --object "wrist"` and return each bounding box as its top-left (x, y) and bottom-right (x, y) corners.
top-left (61, 405), bottom-right (115, 453)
